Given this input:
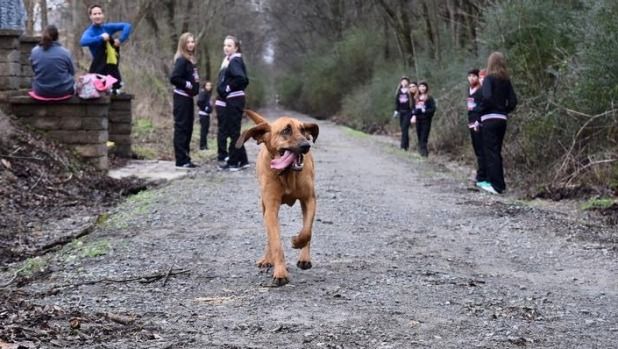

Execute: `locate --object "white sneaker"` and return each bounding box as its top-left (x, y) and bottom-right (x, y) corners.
top-left (479, 182), bottom-right (498, 194)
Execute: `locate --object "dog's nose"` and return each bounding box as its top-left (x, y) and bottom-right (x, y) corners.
top-left (299, 141), bottom-right (311, 154)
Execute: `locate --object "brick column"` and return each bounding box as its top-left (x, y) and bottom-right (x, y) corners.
top-left (9, 96), bottom-right (111, 171)
top-left (0, 29), bottom-right (22, 106)
top-left (18, 35), bottom-right (39, 89)
top-left (109, 94), bottom-right (133, 158)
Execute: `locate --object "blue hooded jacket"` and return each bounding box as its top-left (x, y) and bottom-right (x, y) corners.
top-left (80, 22), bottom-right (132, 59)
top-left (30, 42), bottom-right (75, 97)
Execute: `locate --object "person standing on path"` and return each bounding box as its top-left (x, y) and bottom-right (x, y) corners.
top-left (170, 32), bottom-right (200, 169)
top-left (217, 35), bottom-right (250, 171)
top-left (412, 81), bottom-right (436, 157)
top-left (466, 69), bottom-right (487, 186)
top-left (79, 4), bottom-right (132, 94)
top-left (477, 52), bottom-right (518, 194)
top-left (394, 76), bottom-right (414, 151)
top-left (197, 80), bottom-right (213, 151)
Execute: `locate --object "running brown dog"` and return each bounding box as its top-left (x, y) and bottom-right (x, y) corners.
top-left (236, 110), bottom-right (319, 286)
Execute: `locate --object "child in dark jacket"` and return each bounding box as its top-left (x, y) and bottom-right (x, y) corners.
top-left (394, 76), bottom-right (415, 151)
top-left (478, 52), bottom-right (518, 194)
top-left (217, 35), bottom-right (250, 171)
top-left (170, 33), bottom-right (200, 169)
top-left (466, 69), bottom-right (486, 185)
top-left (412, 81), bottom-right (436, 157)
top-left (197, 81), bottom-right (213, 150)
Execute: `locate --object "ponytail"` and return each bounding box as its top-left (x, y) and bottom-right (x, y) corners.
top-left (40, 25), bottom-right (59, 50)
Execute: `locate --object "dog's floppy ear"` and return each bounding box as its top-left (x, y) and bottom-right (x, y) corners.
top-left (303, 123), bottom-right (319, 143)
top-left (244, 109), bottom-right (268, 125)
top-left (236, 122), bottom-right (270, 148)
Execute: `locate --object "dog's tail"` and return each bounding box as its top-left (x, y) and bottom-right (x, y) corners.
top-left (244, 109), bottom-right (268, 125)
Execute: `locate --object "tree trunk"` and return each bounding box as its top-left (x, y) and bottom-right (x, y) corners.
top-left (181, 0), bottom-right (194, 34)
top-left (376, 0), bottom-right (415, 69)
top-left (23, 0), bottom-right (34, 35)
top-left (422, 0), bottom-right (441, 62)
top-left (163, 0), bottom-right (177, 53)
top-left (39, 0), bottom-right (48, 29)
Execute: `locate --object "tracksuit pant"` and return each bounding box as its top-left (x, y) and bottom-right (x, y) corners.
top-left (470, 128), bottom-right (487, 182)
top-left (223, 96), bottom-right (248, 166)
top-left (481, 119), bottom-right (507, 193)
top-left (415, 116), bottom-right (432, 157)
top-left (398, 110), bottom-right (412, 150)
top-left (199, 113), bottom-right (210, 150)
top-left (173, 93), bottom-right (194, 166)
top-left (216, 104), bottom-right (228, 161)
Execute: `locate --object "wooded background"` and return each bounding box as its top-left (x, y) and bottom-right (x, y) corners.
top-left (21, 0), bottom-right (618, 197)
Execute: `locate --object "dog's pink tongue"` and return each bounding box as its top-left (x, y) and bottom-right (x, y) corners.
top-left (271, 150), bottom-right (296, 170)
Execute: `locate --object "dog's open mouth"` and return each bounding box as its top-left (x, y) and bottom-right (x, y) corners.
top-left (271, 150), bottom-right (304, 171)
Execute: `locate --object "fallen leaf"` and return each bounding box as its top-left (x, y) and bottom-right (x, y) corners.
top-left (1, 159), bottom-right (11, 169)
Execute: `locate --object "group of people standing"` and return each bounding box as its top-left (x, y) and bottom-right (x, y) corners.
top-left (395, 51), bottom-right (517, 194)
top-left (170, 34), bottom-right (250, 171)
top-left (394, 78), bottom-right (436, 157)
top-left (29, 4), bottom-right (132, 100)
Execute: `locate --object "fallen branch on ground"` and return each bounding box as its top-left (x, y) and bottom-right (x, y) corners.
top-left (51, 268), bottom-right (193, 291)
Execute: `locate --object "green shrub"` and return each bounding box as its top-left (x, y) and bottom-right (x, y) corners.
top-left (277, 29), bottom-right (380, 118)
top-left (480, 0), bottom-right (578, 92)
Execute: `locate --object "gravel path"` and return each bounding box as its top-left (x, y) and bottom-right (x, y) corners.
top-left (14, 109), bottom-right (618, 348)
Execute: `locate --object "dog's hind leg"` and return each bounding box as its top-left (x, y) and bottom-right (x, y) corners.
top-left (293, 197), bottom-right (316, 270)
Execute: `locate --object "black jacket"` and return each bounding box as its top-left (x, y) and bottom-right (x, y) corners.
top-left (170, 56), bottom-right (199, 97)
top-left (412, 95), bottom-right (436, 119)
top-left (395, 88), bottom-right (413, 112)
top-left (479, 75), bottom-right (517, 116)
top-left (217, 54), bottom-right (249, 99)
top-left (197, 89), bottom-right (212, 114)
top-left (467, 85), bottom-right (483, 124)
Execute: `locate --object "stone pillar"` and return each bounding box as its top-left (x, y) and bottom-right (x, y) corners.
top-left (18, 35), bottom-right (39, 89)
top-left (9, 96), bottom-right (111, 171)
top-left (0, 29), bottom-right (22, 106)
top-left (109, 94), bottom-right (133, 158)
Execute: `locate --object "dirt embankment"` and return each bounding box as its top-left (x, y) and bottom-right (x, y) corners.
top-left (0, 111), bottom-right (148, 265)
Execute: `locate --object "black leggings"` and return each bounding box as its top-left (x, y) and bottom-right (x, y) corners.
top-left (216, 104), bottom-right (227, 161)
top-left (199, 114), bottom-right (210, 150)
top-left (223, 97), bottom-right (248, 166)
top-left (398, 110), bottom-right (412, 150)
top-left (469, 128), bottom-right (487, 182)
top-left (172, 93), bottom-right (194, 166)
top-left (481, 119), bottom-right (507, 192)
top-left (415, 116), bottom-right (432, 156)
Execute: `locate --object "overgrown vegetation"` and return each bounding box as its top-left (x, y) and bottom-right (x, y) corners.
top-left (269, 0), bottom-right (618, 198)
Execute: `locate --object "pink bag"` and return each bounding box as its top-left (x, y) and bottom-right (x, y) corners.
top-left (76, 74), bottom-right (118, 99)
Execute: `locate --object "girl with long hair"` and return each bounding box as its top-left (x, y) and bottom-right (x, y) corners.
top-left (477, 51), bottom-right (518, 194)
top-left (412, 81), bottom-right (436, 157)
top-left (217, 35), bottom-right (250, 171)
top-left (170, 32), bottom-right (200, 169)
top-left (394, 76), bottom-right (414, 151)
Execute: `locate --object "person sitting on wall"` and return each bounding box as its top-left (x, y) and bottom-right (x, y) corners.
top-left (29, 25), bottom-right (75, 100)
top-left (79, 4), bottom-right (132, 94)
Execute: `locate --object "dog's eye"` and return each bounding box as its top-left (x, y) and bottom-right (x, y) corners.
top-left (281, 125), bottom-right (292, 136)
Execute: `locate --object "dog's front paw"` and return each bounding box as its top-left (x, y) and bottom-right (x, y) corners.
top-left (297, 260), bottom-right (312, 270)
top-left (272, 276), bottom-right (289, 287)
top-left (272, 266), bottom-right (289, 286)
top-left (256, 258), bottom-right (273, 269)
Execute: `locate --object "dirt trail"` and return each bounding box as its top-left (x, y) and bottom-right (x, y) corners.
top-left (3, 109), bottom-right (617, 348)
